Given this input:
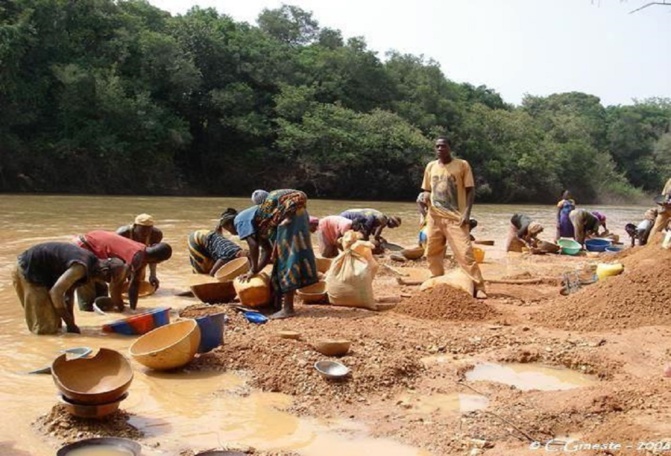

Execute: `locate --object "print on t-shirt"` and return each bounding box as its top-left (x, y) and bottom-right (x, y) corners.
top-left (432, 174), bottom-right (458, 213)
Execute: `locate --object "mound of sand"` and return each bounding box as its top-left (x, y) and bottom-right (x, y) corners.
top-left (394, 284), bottom-right (498, 321)
top-left (531, 243), bottom-right (671, 331)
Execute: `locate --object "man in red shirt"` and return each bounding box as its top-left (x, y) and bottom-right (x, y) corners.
top-left (75, 230), bottom-right (172, 311)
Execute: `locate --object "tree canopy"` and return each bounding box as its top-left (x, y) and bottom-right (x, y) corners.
top-left (1, 0), bottom-right (669, 203)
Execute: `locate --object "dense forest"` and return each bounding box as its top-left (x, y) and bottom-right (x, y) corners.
top-left (1, 0), bottom-right (670, 203)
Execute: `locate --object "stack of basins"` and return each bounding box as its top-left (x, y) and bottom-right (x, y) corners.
top-left (51, 348), bottom-right (133, 419)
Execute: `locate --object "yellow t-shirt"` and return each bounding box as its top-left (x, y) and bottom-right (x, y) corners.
top-left (421, 158), bottom-right (474, 221)
top-left (662, 178), bottom-right (671, 196)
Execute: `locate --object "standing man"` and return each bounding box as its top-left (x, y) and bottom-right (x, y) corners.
top-left (421, 136), bottom-right (487, 299)
top-left (12, 242), bottom-right (126, 334)
top-left (116, 213), bottom-right (163, 289)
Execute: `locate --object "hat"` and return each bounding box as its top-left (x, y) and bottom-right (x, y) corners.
top-left (528, 222), bottom-right (544, 235)
top-left (134, 213), bottom-right (154, 227)
top-left (251, 189), bottom-right (269, 205)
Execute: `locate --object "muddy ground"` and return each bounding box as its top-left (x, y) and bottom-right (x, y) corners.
top-left (40, 240), bottom-right (671, 455)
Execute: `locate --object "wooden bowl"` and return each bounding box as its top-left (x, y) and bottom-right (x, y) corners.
top-left (190, 281), bottom-right (237, 304)
top-left (315, 257), bottom-right (333, 274)
top-left (401, 246), bottom-right (424, 260)
top-left (129, 320), bottom-right (201, 371)
top-left (297, 281), bottom-right (328, 304)
top-left (277, 330), bottom-right (301, 340)
top-left (122, 280), bottom-right (156, 299)
top-left (313, 339), bottom-right (351, 357)
top-left (51, 348), bottom-right (133, 405)
top-left (59, 392), bottom-right (128, 419)
top-left (214, 257), bottom-right (249, 282)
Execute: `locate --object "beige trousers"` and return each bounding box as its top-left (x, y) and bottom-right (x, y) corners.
top-left (12, 266), bottom-right (62, 335)
top-left (425, 214), bottom-right (485, 292)
top-left (652, 210), bottom-right (671, 234)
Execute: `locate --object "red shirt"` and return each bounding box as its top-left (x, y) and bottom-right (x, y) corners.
top-left (78, 230), bottom-right (145, 271)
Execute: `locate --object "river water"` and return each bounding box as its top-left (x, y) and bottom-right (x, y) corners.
top-left (0, 195), bottom-right (649, 455)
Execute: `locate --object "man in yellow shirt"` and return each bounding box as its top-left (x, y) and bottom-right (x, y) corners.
top-left (421, 137), bottom-right (487, 299)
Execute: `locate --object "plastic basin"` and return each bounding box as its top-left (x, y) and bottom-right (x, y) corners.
top-left (102, 307), bottom-right (171, 336)
top-left (51, 348), bottom-right (133, 405)
top-left (195, 313), bottom-right (226, 354)
top-left (129, 320), bottom-right (201, 371)
top-left (605, 246), bottom-right (622, 254)
top-left (585, 238), bottom-right (612, 252)
top-left (557, 238), bottom-right (582, 255)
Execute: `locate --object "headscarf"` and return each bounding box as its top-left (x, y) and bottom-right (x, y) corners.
top-left (134, 213), bottom-right (154, 227)
top-left (251, 189), bottom-right (269, 205)
top-left (592, 211), bottom-right (607, 225)
top-left (528, 222), bottom-right (544, 236)
top-left (309, 216), bottom-right (319, 225)
top-left (387, 216), bottom-right (402, 228)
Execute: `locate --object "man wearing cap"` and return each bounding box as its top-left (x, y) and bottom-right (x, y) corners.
top-left (75, 230), bottom-right (172, 311)
top-left (117, 213), bottom-right (163, 289)
top-left (506, 213), bottom-right (544, 252)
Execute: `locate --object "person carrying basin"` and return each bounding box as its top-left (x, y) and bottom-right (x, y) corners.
top-left (12, 242), bottom-right (126, 334)
top-left (506, 213), bottom-right (544, 252)
top-left (116, 213), bottom-right (164, 290)
top-left (219, 189), bottom-right (318, 319)
top-left (188, 217), bottom-right (248, 276)
top-left (74, 230), bottom-right (172, 311)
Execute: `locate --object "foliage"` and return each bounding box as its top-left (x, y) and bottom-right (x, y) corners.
top-left (1, 0), bottom-right (669, 204)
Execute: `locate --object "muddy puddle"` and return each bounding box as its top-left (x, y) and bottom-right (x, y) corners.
top-left (465, 362), bottom-right (597, 391)
top-left (396, 392), bottom-right (489, 416)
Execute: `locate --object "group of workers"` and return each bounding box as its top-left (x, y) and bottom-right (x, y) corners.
top-left (17, 135), bottom-right (671, 335)
top-left (13, 215), bottom-right (172, 334)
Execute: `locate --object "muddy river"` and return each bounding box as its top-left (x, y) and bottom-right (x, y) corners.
top-left (0, 195), bottom-right (650, 455)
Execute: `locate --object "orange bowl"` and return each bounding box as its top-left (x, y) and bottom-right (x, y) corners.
top-left (129, 320), bottom-right (201, 371)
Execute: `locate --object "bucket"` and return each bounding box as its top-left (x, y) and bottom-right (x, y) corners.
top-left (473, 247), bottom-right (485, 263)
top-left (195, 313), bottom-right (226, 353)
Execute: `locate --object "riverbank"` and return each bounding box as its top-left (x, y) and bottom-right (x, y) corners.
top-left (35, 238), bottom-right (671, 456)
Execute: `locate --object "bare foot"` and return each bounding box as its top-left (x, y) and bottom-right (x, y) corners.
top-left (270, 309), bottom-right (295, 319)
top-left (475, 289), bottom-right (488, 300)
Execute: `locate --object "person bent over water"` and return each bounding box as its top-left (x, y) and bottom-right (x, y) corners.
top-left (188, 218), bottom-right (247, 276)
top-left (506, 214), bottom-right (544, 252)
top-left (220, 189), bottom-right (318, 319)
top-left (13, 242), bottom-right (125, 334)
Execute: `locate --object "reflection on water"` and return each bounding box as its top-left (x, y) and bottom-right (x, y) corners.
top-left (465, 362), bottom-right (597, 391)
top-left (0, 195), bottom-right (645, 455)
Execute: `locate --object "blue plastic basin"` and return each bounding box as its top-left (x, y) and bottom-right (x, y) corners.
top-left (195, 313), bottom-right (226, 353)
top-left (585, 238), bottom-right (612, 252)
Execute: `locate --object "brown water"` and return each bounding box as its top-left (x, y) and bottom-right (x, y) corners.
top-left (465, 362), bottom-right (597, 391)
top-left (0, 195), bottom-right (648, 455)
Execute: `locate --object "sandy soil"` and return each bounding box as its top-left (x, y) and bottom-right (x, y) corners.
top-left (38, 242), bottom-right (671, 455)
